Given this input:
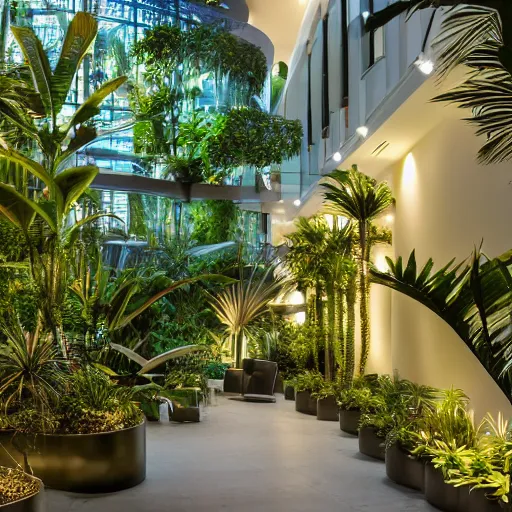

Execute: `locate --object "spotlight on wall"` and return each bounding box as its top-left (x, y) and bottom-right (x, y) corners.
top-left (384, 214), bottom-right (394, 224)
top-left (333, 151), bottom-right (342, 162)
top-left (361, 10), bottom-right (370, 20)
top-left (415, 53), bottom-right (434, 75)
top-left (356, 126), bottom-right (369, 138)
top-left (293, 199), bottom-right (301, 207)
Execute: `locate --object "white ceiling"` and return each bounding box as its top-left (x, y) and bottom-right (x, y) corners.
top-left (245, 0), bottom-right (308, 64)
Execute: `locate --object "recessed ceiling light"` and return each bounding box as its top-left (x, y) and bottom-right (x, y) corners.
top-left (333, 152), bottom-right (342, 162)
top-left (356, 126), bottom-right (369, 138)
top-left (362, 11), bottom-right (370, 20)
top-left (278, 199), bottom-right (284, 203)
top-left (293, 199), bottom-right (301, 207)
top-left (415, 53), bottom-right (434, 75)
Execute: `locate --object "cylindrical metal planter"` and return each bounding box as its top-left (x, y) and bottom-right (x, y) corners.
top-left (385, 443), bottom-right (424, 491)
top-left (0, 474), bottom-right (43, 512)
top-left (274, 374), bottom-right (284, 394)
top-left (295, 391), bottom-right (317, 415)
top-left (169, 406), bottom-right (200, 423)
top-left (460, 487), bottom-right (502, 512)
top-left (284, 385), bottom-right (295, 401)
top-left (0, 422), bottom-right (146, 493)
top-left (358, 427), bottom-right (385, 461)
top-left (424, 463), bottom-right (459, 512)
top-left (316, 396), bottom-right (339, 421)
top-left (339, 409), bottom-right (361, 435)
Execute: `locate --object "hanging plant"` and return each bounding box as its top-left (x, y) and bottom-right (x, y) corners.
top-left (207, 107), bottom-right (303, 170)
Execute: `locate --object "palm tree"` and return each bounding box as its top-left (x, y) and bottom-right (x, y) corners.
top-left (370, 248), bottom-right (512, 403)
top-left (208, 264), bottom-right (287, 368)
top-left (0, 13), bottom-right (128, 351)
top-left (322, 165), bottom-right (393, 374)
top-left (367, 1), bottom-right (512, 164)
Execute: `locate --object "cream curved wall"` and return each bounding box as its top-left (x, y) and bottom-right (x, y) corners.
top-left (387, 119), bottom-right (512, 420)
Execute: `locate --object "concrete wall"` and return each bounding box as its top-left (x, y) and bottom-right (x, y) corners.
top-left (384, 119), bottom-right (512, 420)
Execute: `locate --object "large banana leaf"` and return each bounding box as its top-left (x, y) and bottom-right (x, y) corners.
top-left (10, 24), bottom-right (54, 120)
top-left (51, 12), bottom-right (97, 116)
top-left (371, 249), bottom-right (512, 402)
top-left (54, 165), bottom-right (98, 215)
top-left (0, 183), bottom-right (56, 232)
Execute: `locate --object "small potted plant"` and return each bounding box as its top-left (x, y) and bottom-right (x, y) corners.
top-left (294, 371), bottom-right (324, 416)
top-left (0, 467), bottom-right (43, 511)
top-left (313, 381), bottom-right (339, 422)
top-left (338, 386), bottom-right (374, 435)
top-left (283, 378), bottom-right (296, 401)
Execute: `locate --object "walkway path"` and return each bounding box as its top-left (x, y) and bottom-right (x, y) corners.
top-left (48, 396), bottom-right (436, 512)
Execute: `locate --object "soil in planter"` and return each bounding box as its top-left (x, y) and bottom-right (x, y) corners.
top-left (385, 443), bottom-right (424, 491)
top-left (316, 396), bottom-right (338, 421)
top-left (358, 427), bottom-right (385, 460)
top-left (339, 409), bottom-right (361, 435)
top-left (0, 468), bottom-right (39, 505)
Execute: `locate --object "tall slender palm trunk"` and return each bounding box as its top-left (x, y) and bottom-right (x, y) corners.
top-left (345, 274), bottom-right (357, 388)
top-left (358, 221), bottom-right (371, 375)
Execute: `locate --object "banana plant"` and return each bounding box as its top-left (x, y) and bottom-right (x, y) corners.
top-left (370, 248), bottom-right (512, 403)
top-left (0, 12), bottom-right (128, 350)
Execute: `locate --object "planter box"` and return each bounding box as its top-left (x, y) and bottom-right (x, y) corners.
top-left (284, 385), bottom-right (295, 401)
top-left (295, 391), bottom-right (317, 415)
top-left (424, 463), bottom-right (459, 512)
top-left (169, 405), bottom-right (200, 423)
top-left (0, 422), bottom-right (146, 493)
top-left (385, 443), bottom-right (424, 491)
top-left (316, 396), bottom-right (339, 421)
top-left (0, 473), bottom-right (43, 512)
top-left (339, 409), bottom-right (361, 435)
top-left (459, 486), bottom-right (502, 512)
top-left (358, 427), bottom-right (385, 461)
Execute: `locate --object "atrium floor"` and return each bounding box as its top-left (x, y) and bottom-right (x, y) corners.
top-left (47, 395), bottom-right (436, 512)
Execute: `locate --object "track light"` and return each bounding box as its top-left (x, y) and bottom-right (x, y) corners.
top-left (333, 152), bottom-right (342, 162)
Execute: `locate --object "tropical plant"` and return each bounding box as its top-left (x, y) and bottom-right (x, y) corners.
top-left (0, 12), bottom-right (128, 351)
top-left (208, 264), bottom-right (287, 368)
top-left (292, 370), bottom-right (325, 394)
top-left (366, 0), bottom-right (512, 164)
top-left (370, 248), bottom-right (512, 403)
top-left (323, 165), bottom-right (393, 374)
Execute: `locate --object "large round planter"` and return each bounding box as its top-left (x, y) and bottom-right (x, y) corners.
top-left (424, 463), bottom-right (459, 512)
top-left (295, 391), bottom-right (317, 415)
top-left (339, 409), bottom-right (361, 435)
top-left (358, 427), bottom-right (385, 461)
top-left (0, 422), bottom-right (146, 493)
top-left (0, 473), bottom-right (43, 512)
top-left (385, 443), bottom-right (424, 491)
top-left (284, 385), bottom-right (295, 401)
top-left (459, 487), bottom-right (502, 512)
top-left (316, 396), bottom-right (339, 421)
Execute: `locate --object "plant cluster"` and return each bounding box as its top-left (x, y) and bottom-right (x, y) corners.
top-left (0, 467), bottom-right (39, 505)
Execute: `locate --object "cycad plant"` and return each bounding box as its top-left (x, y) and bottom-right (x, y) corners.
top-left (371, 248), bottom-right (512, 402)
top-left (0, 12), bottom-right (127, 352)
top-left (366, 0), bottom-right (512, 164)
top-left (322, 165), bottom-right (393, 374)
top-left (208, 264), bottom-right (287, 368)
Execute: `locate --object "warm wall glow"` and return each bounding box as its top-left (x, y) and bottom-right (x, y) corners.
top-left (402, 153), bottom-right (418, 191)
top-left (294, 312), bottom-right (306, 324)
top-left (287, 290), bottom-right (305, 305)
top-left (324, 214), bottom-right (334, 230)
top-left (374, 253), bottom-right (389, 272)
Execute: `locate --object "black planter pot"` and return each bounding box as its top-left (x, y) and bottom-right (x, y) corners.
top-left (424, 463), bottom-right (459, 512)
top-left (339, 409), bottom-right (361, 435)
top-left (0, 422), bottom-right (146, 493)
top-left (316, 396), bottom-right (339, 421)
top-left (1, 474), bottom-right (44, 512)
top-left (459, 487), bottom-right (502, 512)
top-left (295, 391), bottom-right (317, 415)
top-left (169, 405), bottom-right (200, 423)
top-left (284, 385), bottom-right (295, 401)
top-left (385, 443), bottom-right (424, 491)
top-left (358, 427), bottom-right (385, 461)
top-left (274, 374), bottom-right (284, 394)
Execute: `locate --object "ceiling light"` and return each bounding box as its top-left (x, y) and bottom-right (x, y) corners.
top-left (293, 199), bottom-right (301, 207)
top-left (362, 11), bottom-right (370, 20)
top-left (415, 53), bottom-right (434, 75)
top-left (333, 151), bottom-right (342, 162)
top-left (356, 126), bottom-right (369, 138)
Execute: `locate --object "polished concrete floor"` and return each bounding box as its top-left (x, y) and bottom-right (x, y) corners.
top-left (47, 396), bottom-right (437, 512)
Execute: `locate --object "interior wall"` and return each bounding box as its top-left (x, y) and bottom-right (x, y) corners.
top-left (387, 118), bottom-right (512, 420)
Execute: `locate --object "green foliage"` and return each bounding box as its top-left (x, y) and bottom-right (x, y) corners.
top-left (189, 200), bottom-right (239, 245)
top-left (204, 361), bottom-right (230, 379)
top-left (292, 370), bottom-right (325, 393)
top-left (207, 108), bottom-right (303, 170)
